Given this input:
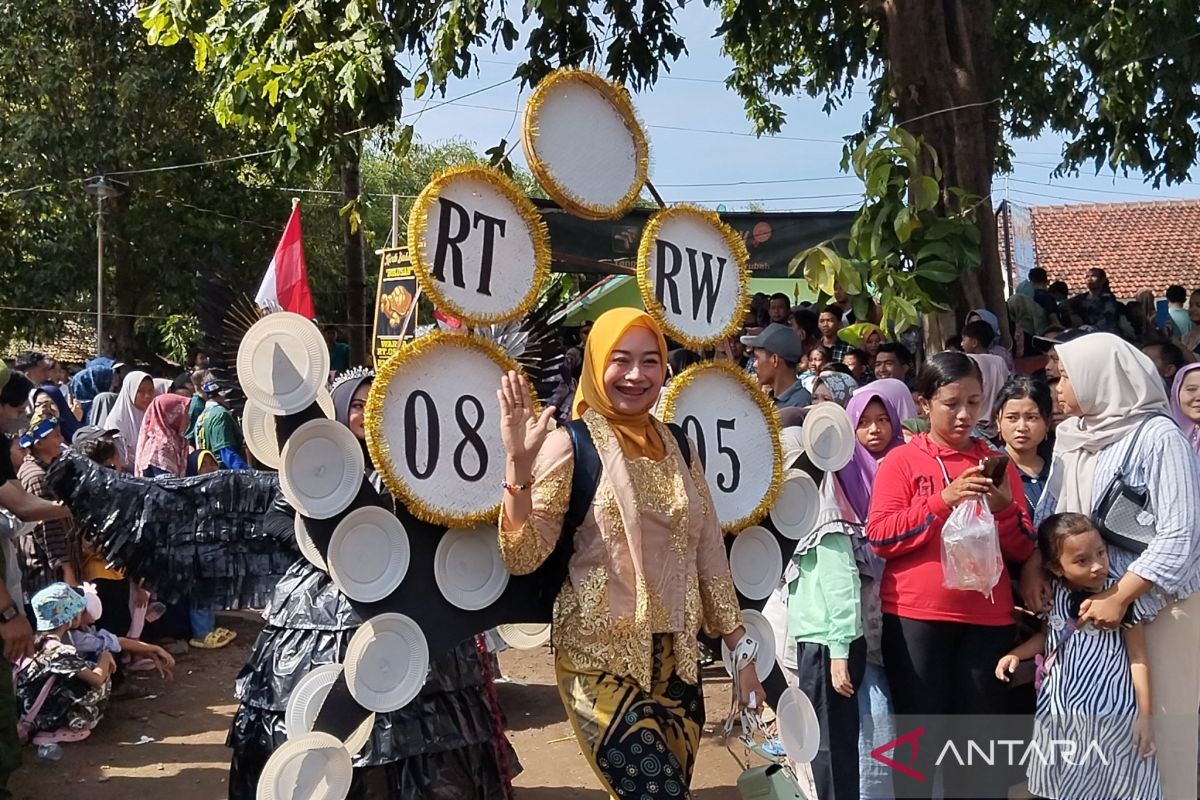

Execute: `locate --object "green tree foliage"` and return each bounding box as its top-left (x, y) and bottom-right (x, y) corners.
top-left (797, 129), bottom-right (982, 332)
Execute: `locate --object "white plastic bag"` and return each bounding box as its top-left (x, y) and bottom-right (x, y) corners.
top-left (940, 496), bottom-right (1003, 600)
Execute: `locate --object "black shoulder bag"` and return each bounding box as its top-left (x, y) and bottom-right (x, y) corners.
top-left (1094, 414), bottom-right (1163, 554)
top-left (528, 420), bottom-right (693, 621)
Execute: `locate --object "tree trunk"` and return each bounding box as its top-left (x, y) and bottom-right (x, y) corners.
top-left (879, 0), bottom-right (1008, 348)
top-left (342, 149), bottom-right (366, 366)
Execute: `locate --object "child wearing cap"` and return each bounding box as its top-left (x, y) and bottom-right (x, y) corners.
top-left (15, 583), bottom-right (114, 744)
top-left (65, 584), bottom-right (175, 683)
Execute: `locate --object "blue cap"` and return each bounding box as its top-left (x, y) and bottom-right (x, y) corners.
top-left (31, 582), bottom-right (85, 631)
top-left (19, 416), bottom-right (59, 449)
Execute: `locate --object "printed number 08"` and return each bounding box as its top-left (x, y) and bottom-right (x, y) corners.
top-left (680, 416), bottom-right (740, 493)
top-left (403, 391), bottom-right (489, 482)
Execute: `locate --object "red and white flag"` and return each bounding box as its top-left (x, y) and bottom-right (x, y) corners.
top-left (255, 200), bottom-right (315, 318)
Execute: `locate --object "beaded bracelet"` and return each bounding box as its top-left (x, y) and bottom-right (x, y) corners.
top-left (502, 480), bottom-right (532, 494)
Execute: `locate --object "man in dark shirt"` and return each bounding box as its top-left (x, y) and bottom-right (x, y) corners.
top-left (741, 324), bottom-right (811, 408)
top-left (818, 306), bottom-right (851, 362)
top-left (1027, 268), bottom-right (1062, 328)
top-left (1070, 268), bottom-right (1122, 333)
top-left (768, 293), bottom-right (791, 325)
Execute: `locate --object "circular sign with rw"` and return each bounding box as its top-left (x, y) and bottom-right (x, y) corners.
top-left (367, 331), bottom-right (532, 527)
top-left (660, 360), bottom-right (782, 532)
top-left (637, 206), bottom-right (749, 349)
top-left (408, 165), bottom-right (550, 327)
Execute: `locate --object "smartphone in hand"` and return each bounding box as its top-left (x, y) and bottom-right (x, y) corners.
top-left (981, 455), bottom-right (1010, 484)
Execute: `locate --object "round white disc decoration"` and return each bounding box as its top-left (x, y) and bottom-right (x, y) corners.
top-left (434, 525), bottom-right (511, 611)
top-left (776, 687), bottom-right (821, 764)
top-left (769, 469), bottom-right (820, 541)
top-left (802, 404), bottom-right (856, 472)
top-left (497, 623), bottom-right (551, 650)
top-left (293, 516), bottom-right (328, 571)
top-left (344, 613), bottom-right (429, 714)
top-left (728, 525), bottom-right (783, 600)
top-left (367, 332), bottom-right (530, 527)
top-left (257, 731), bottom-right (353, 800)
top-left (327, 506), bottom-right (410, 603)
top-left (637, 206), bottom-right (749, 348)
top-left (720, 609), bottom-right (776, 684)
top-left (285, 664), bottom-right (376, 757)
top-left (522, 69), bottom-right (648, 220)
top-left (244, 389), bottom-right (335, 470)
top-left (408, 165), bottom-right (550, 327)
top-left (279, 419), bottom-right (365, 520)
top-left (660, 361), bottom-right (782, 532)
top-left (237, 312), bottom-right (330, 415)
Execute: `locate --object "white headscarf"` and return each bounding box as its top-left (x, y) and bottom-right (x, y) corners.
top-left (1051, 334), bottom-right (1169, 513)
top-left (104, 370), bottom-right (151, 466)
top-left (966, 353), bottom-right (1009, 426)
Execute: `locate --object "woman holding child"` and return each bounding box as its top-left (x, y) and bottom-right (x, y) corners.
top-left (1024, 332), bottom-right (1200, 800)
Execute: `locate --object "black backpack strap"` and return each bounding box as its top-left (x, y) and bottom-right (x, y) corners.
top-left (564, 420), bottom-right (601, 534)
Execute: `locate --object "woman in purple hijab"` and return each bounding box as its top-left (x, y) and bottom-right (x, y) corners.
top-left (1170, 362), bottom-right (1200, 456)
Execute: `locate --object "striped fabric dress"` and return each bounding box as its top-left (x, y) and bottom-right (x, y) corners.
top-left (1026, 578), bottom-right (1162, 800)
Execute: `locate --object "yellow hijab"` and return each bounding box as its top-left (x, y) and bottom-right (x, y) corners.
top-left (572, 308), bottom-right (668, 460)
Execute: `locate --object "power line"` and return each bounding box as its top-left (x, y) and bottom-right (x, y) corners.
top-left (1009, 177), bottom-right (1200, 201)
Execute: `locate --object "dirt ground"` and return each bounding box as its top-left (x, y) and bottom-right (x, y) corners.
top-left (9, 613), bottom-right (745, 800)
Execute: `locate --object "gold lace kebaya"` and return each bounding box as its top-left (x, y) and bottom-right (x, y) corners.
top-left (499, 410), bottom-right (742, 691)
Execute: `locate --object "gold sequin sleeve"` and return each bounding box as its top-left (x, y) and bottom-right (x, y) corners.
top-left (688, 448), bottom-right (743, 637)
top-left (497, 428), bottom-right (574, 576)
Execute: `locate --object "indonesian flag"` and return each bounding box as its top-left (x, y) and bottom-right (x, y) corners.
top-left (255, 201), bottom-right (315, 318)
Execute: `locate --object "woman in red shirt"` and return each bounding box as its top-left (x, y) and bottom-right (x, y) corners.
top-left (867, 352), bottom-right (1036, 798)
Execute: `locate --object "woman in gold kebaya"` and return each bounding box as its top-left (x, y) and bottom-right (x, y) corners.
top-left (497, 308), bottom-right (763, 798)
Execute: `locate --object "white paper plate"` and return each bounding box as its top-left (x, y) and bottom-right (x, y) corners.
top-left (434, 526), bottom-right (510, 611)
top-left (801, 403), bottom-right (856, 472)
top-left (279, 419), bottom-right (364, 519)
top-left (238, 312), bottom-right (330, 415)
top-left (728, 526), bottom-right (783, 601)
top-left (327, 506), bottom-right (409, 603)
top-left (344, 613), bottom-right (429, 714)
top-left (769, 469), bottom-right (820, 541)
top-left (244, 390), bottom-right (335, 470)
top-left (285, 664), bottom-right (376, 757)
top-left (721, 608), bottom-right (776, 684)
top-left (257, 731), bottom-right (353, 800)
top-left (496, 623), bottom-right (551, 650)
top-left (776, 686), bottom-right (821, 765)
top-left (293, 515), bottom-right (327, 571)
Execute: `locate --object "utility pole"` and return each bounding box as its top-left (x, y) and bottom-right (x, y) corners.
top-left (84, 176), bottom-right (120, 354)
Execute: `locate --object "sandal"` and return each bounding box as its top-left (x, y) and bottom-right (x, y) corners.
top-left (188, 627), bottom-right (237, 650)
top-left (33, 728), bottom-right (91, 745)
top-left (125, 658), bottom-right (157, 672)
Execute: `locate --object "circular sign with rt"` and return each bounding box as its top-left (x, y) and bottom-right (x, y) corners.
top-left (660, 360), bottom-right (782, 532)
top-left (408, 165), bottom-right (550, 327)
top-left (367, 331), bottom-right (533, 527)
top-left (637, 206), bottom-right (749, 349)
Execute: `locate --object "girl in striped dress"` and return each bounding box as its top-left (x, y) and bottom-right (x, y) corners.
top-left (997, 513), bottom-right (1160, 799)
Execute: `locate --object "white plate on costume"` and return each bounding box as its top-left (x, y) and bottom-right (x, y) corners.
top-left (238, 312), bottom-right (330, 415)
top-left (434, 526), bottom-right (510, 611)
top-left (293, 516), bottom-right (327, 571)
top-left (721, 609), bottom-right (776, 684)
top-left (244, 390), bottom-right (335, 470)
top-left (344, 613), bottom-right (429, 713)
top-left (801, 404), bottom-right (856, 472)
top-left (776, 687), bottom-right (821, 765)
top-left (769, 470), bottom-right (820, 541)
top-left (496, 623), bottom-right (551, 650)
top-left (285, 664), bottom-right (376, 757)
top-left (256, 731), bottom-right (353, 800)
top-left (279, 419), bottom-right (364, 519)
top-left (728, 526), bottom-right (782, 601)
top-left (326, 506), bottom-right (410, 603)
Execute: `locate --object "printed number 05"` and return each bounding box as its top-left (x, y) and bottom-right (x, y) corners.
top-left (681, 416), bottom-right (741, 493)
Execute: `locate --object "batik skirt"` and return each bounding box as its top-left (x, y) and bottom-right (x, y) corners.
top-left (555, 634), bottom-right (704, 799)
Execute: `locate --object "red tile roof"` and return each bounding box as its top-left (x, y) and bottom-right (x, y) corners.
top-left (1029, 199), bottom-right (1200, 299)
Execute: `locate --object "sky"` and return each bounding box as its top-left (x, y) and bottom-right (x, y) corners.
top-left (404, 4), bottom-right (1200, 213)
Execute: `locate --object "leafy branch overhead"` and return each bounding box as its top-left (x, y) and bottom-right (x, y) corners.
top-left (794, 128), bottom-right (982, 333)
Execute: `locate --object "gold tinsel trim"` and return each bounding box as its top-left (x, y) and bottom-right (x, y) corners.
top-left (659, 359), bottom-right (782, 534)
top-left (636, 205), bottom-right (750, 351)
top-left (521, 69), bottom-right (650, 221)
top-left (407, 164), bottom-right (551, 327)
top-left (365, 330), bottom-right (538, 528)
